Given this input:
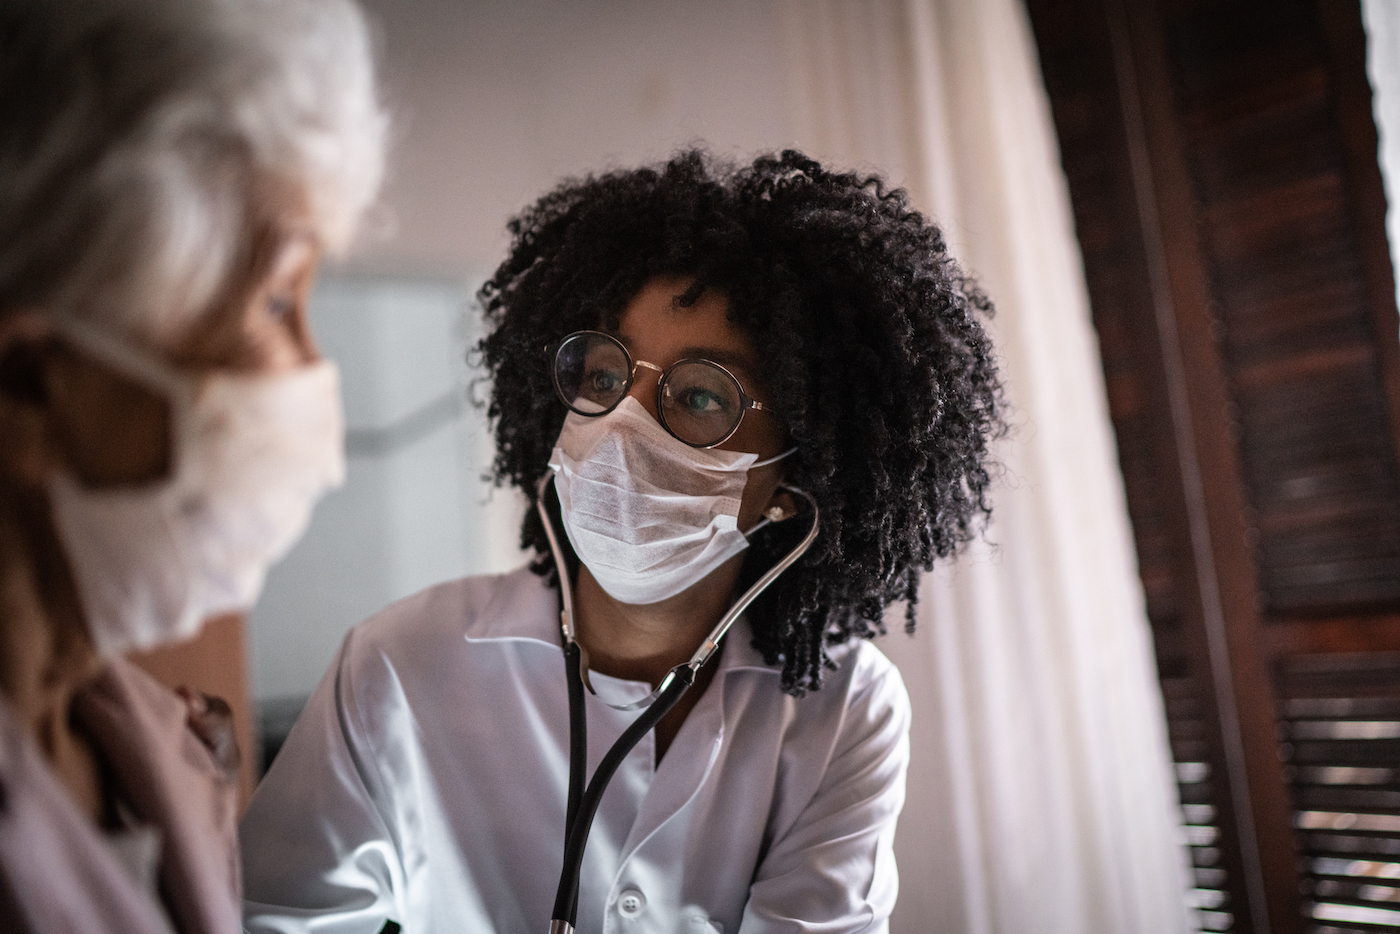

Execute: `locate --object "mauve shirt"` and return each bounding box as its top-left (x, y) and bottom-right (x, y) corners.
top-left (0, 657), bottom-right (241, 934)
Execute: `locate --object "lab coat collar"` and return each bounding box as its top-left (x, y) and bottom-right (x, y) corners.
top-left (463, 565), bottom-right (563, 645)
top-left (463, 566), bottom-right (779, 677)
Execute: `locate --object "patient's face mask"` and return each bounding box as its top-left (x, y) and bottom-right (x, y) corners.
top-left (548, 396), bottom-right (791, 605)
top-left (46, 317), bottom-right (345, 656)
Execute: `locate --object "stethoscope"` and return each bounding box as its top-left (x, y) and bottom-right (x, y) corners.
top-left (534, 472), bottom-right (821, 934)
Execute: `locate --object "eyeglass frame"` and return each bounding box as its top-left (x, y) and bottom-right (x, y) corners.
top-left (550, 329), bottom-right (778, 449)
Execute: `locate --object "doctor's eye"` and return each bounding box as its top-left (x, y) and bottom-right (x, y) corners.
top-left (673, 386), bottom-right (730, 416)
top-left (659, 361), bottom-right (748, 444)
top-left (662, 363), bottom-right (741, 424)
top-left (584, 367), bottom-right (625, 396)
top-left (553, 331), bottom-right (633, 414)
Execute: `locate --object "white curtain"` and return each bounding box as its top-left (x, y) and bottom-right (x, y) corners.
top-left (1363, 0), bottom-right (1400, 315)
top-left (780, 2), bottom-right (1197, 933)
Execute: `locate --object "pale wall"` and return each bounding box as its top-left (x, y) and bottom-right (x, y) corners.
top-left (354, 0), bottom-right (802, 275)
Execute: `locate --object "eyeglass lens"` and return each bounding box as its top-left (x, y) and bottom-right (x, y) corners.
top-left (554, 332), bottom-right (746, 446)
top-left (659, 361), bottom-right (743, 446)
top-left (555, 332), bottom-right (629, 414)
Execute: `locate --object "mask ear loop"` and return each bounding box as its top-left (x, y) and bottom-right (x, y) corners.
top-left (751, 446), bottom-right (797, 469)
top-left (47, 316), bottom-right (189, 399)
top-left (735, 447), bottom-right (799, 538)
top-left (47, 316), bottom-right (196, 483)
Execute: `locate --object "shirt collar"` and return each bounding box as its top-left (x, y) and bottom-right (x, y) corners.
top-left (464, 564), bottom-right (564, 645)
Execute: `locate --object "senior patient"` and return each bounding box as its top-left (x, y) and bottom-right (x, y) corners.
top-left (0, 0), bottom-right (384, 931)
top-left (242, 150), bottom-right (1005, 934)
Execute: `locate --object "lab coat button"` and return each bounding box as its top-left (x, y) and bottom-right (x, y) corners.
top-left (617, 889), bottom-right (646, 917)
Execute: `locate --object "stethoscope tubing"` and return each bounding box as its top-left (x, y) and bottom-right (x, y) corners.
top-left (563, 641), bottom-right (587, 845)
top-left (552, 658), bottom-right (694, 925)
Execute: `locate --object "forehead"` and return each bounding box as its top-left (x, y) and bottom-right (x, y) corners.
top-left (612, 277), bottom-right (759, 375)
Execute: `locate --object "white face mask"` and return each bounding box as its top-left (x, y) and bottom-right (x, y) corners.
top-left (547, 396), bottom-right (791, 606)
top-left (46, 317), bottom-right (346, 656)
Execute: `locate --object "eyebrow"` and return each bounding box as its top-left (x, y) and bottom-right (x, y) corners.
top-left (679, 345), bottom-right (757, 374)
top-left (613, 334), bottom-right (759, 377)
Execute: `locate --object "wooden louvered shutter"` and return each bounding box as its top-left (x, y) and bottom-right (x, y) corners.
top-left (1024, 0), bottom-right (1400, 932)
top-left (1278, 653), bottom-right (1400, 931)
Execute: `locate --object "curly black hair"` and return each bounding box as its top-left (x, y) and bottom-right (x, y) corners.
top-left (479, 149), bottom-right (1004, 694)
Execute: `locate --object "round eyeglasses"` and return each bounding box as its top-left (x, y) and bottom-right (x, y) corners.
top-left (551, 330), bottom-right (776, 448)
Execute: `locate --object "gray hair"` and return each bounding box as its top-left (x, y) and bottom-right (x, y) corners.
top-left (0, 0), bottom-right (387, 341)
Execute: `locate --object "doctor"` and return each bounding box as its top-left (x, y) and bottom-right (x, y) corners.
top-left (240, 150), bottom-right (1005, 934)
top-left (0, 0), bottom-right (384, 930)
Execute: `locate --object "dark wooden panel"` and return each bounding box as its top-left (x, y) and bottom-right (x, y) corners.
top-left (1112, 0), bottom-right (1305, 925)
top-left (1266, 616), bottom-right (1400, 658)
top-left (1027, 0), bottom-right (1400, 932)
top-left (1163, 0), bottom-right (1400, 615)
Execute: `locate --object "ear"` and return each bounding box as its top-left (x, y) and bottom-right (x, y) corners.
top-left (0, 313), bottom-right (62, 487)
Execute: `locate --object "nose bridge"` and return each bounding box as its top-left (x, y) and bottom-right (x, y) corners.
top-left (629, 359), bottom-right (664, 421)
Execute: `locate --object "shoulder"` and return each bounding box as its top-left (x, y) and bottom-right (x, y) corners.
top-left (790, 638), bottom-right (910, 764)
top-left (815, 637), bottom-right (910, 721)
top-left (348, 565), bottom-right (555, 658)
top-left (727, 628), bottom-right (908, 728)
top-left (725, 633), bottom-right (908, 774)
top-left (725, 637), bottom-right (910, 857)
top-left (334, 565), bottom-right (557, 705)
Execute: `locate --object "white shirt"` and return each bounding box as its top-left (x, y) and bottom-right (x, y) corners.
top-left (240, 567), bottom-right (910, 934)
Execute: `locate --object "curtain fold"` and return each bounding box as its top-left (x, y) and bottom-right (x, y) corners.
top-left (1362, 0), bottom-right (1400, 313)
top-left (781, 2), bottom-right (1197, 932)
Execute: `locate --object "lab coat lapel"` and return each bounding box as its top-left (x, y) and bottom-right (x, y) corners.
top-left (615, 688), bottom-right (724, 871)
top-left (613, 618), bottom-right (770, 868)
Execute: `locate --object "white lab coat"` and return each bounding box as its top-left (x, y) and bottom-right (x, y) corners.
top-left (240, 567), bottom-right (910, 934)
